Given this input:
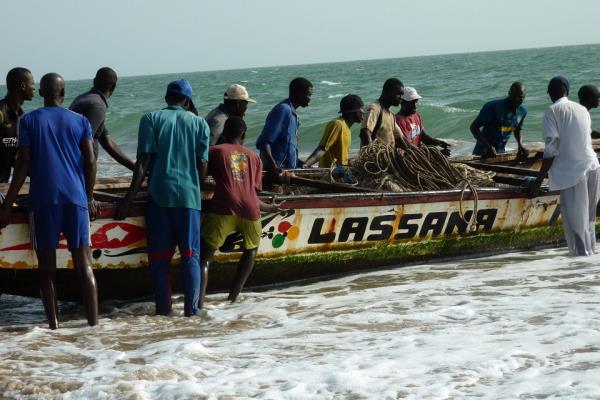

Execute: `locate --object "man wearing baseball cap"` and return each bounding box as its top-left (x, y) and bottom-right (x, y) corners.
top-left (304, 94), bottom-right (364, 168)
top-left (529, 76), bottom-right (600, 256)
top-left (395, 87), bottom-right (450, 155)
top-left (578, 84), bottom-right (600, 138)
top-left (205, 84), bottom-right (255, 146)
top-left (470, 82), bottom-right (528, 159)
top-left (115, 79), bottom-right (210, 316)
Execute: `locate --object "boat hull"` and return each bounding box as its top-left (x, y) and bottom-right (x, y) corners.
top-left (0, 187), bottom-right (571, 300)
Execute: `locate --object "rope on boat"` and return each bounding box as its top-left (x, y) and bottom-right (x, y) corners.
top-left (348, 140), bottom-right (495, 192)
top-left (345, 141), bottom-right (492, 230)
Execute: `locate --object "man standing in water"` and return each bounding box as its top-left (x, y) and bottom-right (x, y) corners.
top-left (115, 79), bottom-right (209, 317)
top-left (70, 67), bottom-right (135, 171)
top-left (256, 77), bottom-right (312, 172)
top-left (360, 78), bottom-right (407, 148)
top-left (0, 68), bottom-right (35, 182)
top-left (304, 94), bottom-right (364, 168)
top-left (199, 117), bottom-right (280, 308)
top-left (577, 84), bottom-right (600, 138)
top-left (470, 82), bottom-right (529, 159)
top-left (0, 73), bottom-right (99, 329)
top-left (529, 76), bottom-right (600, 256)
top-left (205, 84), bottom-right (256, 146)
top-left (395, 87), bottom-right (451, 155)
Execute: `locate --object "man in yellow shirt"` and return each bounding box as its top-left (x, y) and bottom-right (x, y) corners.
top-left (304, 94), bottom-right (364, 168)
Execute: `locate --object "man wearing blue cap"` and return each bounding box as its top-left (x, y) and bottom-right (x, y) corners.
top-left (115, 79), bottom-right (210, 316)
top-left (529, 76), bottom-right (600, 256)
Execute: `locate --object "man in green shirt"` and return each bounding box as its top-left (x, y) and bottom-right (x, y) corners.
top-left (116, 79), bottom-right (209, 317)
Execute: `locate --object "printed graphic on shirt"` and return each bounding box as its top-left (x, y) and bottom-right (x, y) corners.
top-left (407, 122), bottom-right (421, 139)
top-left (230, 151), bottom-right (249, 181)
top-left (501, 113), bottom-right (523, 133)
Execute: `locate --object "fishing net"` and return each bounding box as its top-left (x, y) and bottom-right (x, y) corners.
top-left (347, 140), bottom-right (495, 192)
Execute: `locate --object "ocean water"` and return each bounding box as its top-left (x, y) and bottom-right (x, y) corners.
top-left (2, 44), bottom-right (600, 177)
top-left (2, 45), bottom-right (600, 399)
top-left (2, 248), bottom-right (600, 399)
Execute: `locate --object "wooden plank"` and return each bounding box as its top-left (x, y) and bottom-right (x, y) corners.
top-left (461, 161), bottom-right (540, 177)
top-left (289, 175), bottom-right (381, 193)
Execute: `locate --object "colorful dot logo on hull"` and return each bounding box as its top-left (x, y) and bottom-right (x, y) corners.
top-left (267, 221), bottom-right (300, 248)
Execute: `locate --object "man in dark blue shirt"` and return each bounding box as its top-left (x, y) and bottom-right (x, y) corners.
top-left (470, 82), bottom-right (528, 159)
top-left (256, 77), bottom-right (312, 171)
top-left (0, 73), bottom-right (98, 330)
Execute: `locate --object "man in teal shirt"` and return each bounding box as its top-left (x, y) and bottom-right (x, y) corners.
top-left (116, 79), bottom-right (209, 317)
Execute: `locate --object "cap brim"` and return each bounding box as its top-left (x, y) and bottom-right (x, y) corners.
top-left (225, 96), bottom-right (256, 103)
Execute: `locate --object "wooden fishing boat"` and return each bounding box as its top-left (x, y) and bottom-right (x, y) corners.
top-left (0, 147), bottom-right (587, 300)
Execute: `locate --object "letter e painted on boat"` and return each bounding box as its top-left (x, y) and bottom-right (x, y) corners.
top-left (419, 212), bottom-right (448, 238)
top-left (338, 217), bottom-right (369, 242)
top-left (367, 214), bottom-right (396, 241)
top-left (308, 218), bottom-right (336, 244)
top-left (394, 214), bottom-right (422, 240)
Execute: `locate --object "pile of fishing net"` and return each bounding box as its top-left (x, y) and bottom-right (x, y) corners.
top-left (346, 140), bottom-right (495, 192)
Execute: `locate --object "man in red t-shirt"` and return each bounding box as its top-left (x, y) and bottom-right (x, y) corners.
top-left (395, 87), bottom-right (451, 155)
top-left (200, 116), bottom-right (280, 307)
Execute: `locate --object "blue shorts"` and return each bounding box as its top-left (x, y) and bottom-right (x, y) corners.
top-left (29, 204), bottom-right (90, 251)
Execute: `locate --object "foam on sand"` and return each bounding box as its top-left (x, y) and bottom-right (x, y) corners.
top-left (1, 248), bottom-right (600, 399)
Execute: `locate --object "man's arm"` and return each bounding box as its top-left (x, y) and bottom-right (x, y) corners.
top-left (469, 120), bottom-right (497, 157)
top-left (592, 130), bottom-right (600, 139)
top-left (98, 129), bottom-right (135, 171)
top-left (303, 146), bottom-right (326, 168)
top-left (114, 153), bottom-right (152, 220)
top-left (197, 156), bottom-right (207, 182)
top-left (528, 156), bottom-right (554, 198)
top-left (80, 138), bottom-right (98, 220)
top-left (0, 147), bottom-right (30, 230)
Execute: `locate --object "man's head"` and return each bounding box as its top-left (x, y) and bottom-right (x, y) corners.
top-left (547, 76), bottom-right (570, 103)
top-left (6, 67), bottom-right (35, 101)
top-left (507, 82), bottom-right (526, 109)
top-left (165, 79), bottom-right (195, 110)
top-left (400, 86), bottom-right (422, 115)
top-left (339, 94), bottom-right (364, 123)
top-left (221, 116), bottom-right (247, 143)
top-left (578, 84), bottom-right (600, 110)
top-left (93, 67), bottom-right (118, 97)
top-left (380, 78), bottom-right (404, 107)
top-left (223, 84), bottom-right (256, 117)
top-left (289, 77), bottom-right (313, 108)
top-left (39, 73), bottom-right (65, 104)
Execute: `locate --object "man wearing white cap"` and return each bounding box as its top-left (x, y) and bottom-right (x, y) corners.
top-left (395, 87), bottom-right (450, 155)
top-left (205, 84), bottom-right (256, 146)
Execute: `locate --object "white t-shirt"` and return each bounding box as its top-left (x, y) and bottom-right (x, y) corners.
top-left (542, 97), bottom-right (599, 191)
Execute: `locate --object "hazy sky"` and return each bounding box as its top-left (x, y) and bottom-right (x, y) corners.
top-left (2, 0), bottom-right (600, 80)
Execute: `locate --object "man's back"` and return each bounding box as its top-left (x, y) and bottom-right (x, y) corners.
top-left (543, 97), bottom-right (599, 190)
top-left (205, 104), bottom-right (229, 146)
top-left (70, 90), bottom-right (107, 137)
top-left (137, 105), bottom-right (209, 210)
top-left (18, 107), bottom-right (92, 210)
top-left (208, 143), bottom-right (262, 221)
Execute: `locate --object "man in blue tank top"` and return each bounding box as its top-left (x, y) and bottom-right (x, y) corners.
top-left (470, 82), bottom-right (528, 159)
top-left (0, 73), bottom-right (98, 330)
